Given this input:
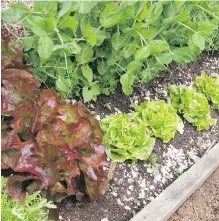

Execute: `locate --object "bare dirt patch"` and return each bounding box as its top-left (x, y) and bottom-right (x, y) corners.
top-left (169, 167), bottom-right (219, 221)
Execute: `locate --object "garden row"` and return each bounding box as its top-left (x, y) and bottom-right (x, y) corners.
top-left (100, 73), bottom-right (219, 162)
top-left (2, 1), bottom-right (219, 101)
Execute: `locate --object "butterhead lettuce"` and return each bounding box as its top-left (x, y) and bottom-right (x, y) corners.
top-left (134, 100), bottom-right (184, 143)
top-left (169, 85), bottom-right (217, 131)
top-left (195, 72), bottom-right (219, 110)
top-left (100, 114), bottom-right (155, 162)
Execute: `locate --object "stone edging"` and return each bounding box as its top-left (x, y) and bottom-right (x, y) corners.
top-left (130, 142), bottom-right (219, 221)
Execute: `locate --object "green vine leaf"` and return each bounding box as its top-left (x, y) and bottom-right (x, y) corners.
top-left (38, 36), bottom-right (54, 62)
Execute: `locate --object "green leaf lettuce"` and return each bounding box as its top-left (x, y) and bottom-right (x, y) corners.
top-left (169, 85), bottom-right (217, 131)
top-left (195, 72), bottom-right (219, 110)
top-left (100, 114), bottom-right (155, 162)
top-left (134, 100), bottom-right (184, 143)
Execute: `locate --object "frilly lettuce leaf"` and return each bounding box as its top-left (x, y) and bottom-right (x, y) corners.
top-left (195, 72), bottom-right (219, 110)
top-left (100, 114), bottom-right (155, 162)
top-left (1, 31), bottom-right (108, 203)
top-left (169, 85), bottom-right (217, 131)
top-left (134, 100), bottom-right (184, 143)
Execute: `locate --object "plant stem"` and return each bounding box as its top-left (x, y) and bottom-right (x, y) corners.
top-left (45, 72), bottom-right (58, 80)
top-left (133, 29), bottom-right (148, 46)
top-left (196, 4), bottom-right (219, 19)
top-left (177, 21), bottom-right (196, 33)
top-left (56, 29), bottom-right (69, 73)
top-left (115, 63), bottom-right (126, 72)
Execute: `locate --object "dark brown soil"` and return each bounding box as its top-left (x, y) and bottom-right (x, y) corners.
top-left (58, 52), bottom-right (219, 221)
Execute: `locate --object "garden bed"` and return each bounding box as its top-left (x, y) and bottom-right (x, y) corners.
top-left (58, 52), bottom-right (219, 221)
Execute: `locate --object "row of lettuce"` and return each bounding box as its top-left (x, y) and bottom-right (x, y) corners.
top-left (2, 1), bottom-right (219, 101)
top-left (100, 73), bottom-right (219, 162)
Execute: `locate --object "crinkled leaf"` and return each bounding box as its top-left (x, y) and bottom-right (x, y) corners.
top-left (169, 85), bottom-right (217, 130)
top-left (6, 175), bottom-right (42, 204)
top-left (1, 29), bottom-right (23, 70)
top-left (1, 68), bottom-right (40, 115)
top-left (57, 104), bottom-right (80, 124)
top-left (195, 72), bottom-right (219, 110)
top-left (100, 114), bottom-right (155, 162)
top-left (2, 149), bottom-right (21, 169)
top-left (135, 100), bottom-right (184, 143)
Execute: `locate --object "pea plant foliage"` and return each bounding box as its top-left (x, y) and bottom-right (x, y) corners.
top-left (2, 1), bottom-right (219, 101)
top-left (1, 29), bottom-right (109, 204)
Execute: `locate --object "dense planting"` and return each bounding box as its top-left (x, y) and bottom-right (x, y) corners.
top-left (195, 72), bottom-right (219, 110)
top-left (135, 101), bottom-right (184, 143)
top-left (1, 30), bottom-right (108, 203)
top-left (169, 86), bottom-right (217, 130)
top-left (2, 1), bottom-right (219, 101)
top-left (100, 114), bottom-right (155, 162)
top-left (1, 177), bottom-right (56, 221)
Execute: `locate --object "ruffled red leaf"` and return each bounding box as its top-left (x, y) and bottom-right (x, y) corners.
top-left (2, 149), bottom-right (21, 169)
top-left (6, 175), bottom-right (43, 204)
top-left (11, 104), bottom-right (37, 140)
top-left (1, 28), bottom-right (23, 70)
top-left (34, 96), bottom-right (59, 131)
top-left (83, 168), bottom-right (108, 200)
top-left (14, 140), bottom-right (60, 187)
top-left (57, 104), bottom-right (80, 124)
top-left (1, 127), bottom-right (22, 151)
top-left (1, 36), bottom-right (108, 202)
top-left (1, 68), bottom-right (40, 115)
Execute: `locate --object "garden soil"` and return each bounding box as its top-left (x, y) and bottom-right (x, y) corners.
top-left (169, 167), bottom-right (219, 221)
top-left (58, 52), bottom-right (219, 221)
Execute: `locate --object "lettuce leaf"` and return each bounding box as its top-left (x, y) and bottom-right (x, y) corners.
top-left (169, 85), bottom-right (217, 131)
top-left (1, 176), bottom-right (56, 221)
top-left (100, 114), bottom-right (155, 162)
top-left (135, 101), bottom-right (184, 143)
top-left (1, 31), bottom-right (108, 203)
top-left (195, 72), bottom-right (219, 110)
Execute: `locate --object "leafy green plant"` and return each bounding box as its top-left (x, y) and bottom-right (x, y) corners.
top-left (134, 101), bottom-right (184, 143)
top-left (1, 177), bottom-right (56, 221)
top-left (2, 1), bottom-right (219, 101)
top-left (100, 114), bottom-right (155, 162)
top-left (169, 85), bottom-right (217, 131)
top-left (1, 30), bottom-right (108, 203)
top-left (195, 72), bottom-right (219, 110)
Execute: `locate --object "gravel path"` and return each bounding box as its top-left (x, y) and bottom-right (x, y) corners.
top-left (169, 167), bottom-right (219, 221)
